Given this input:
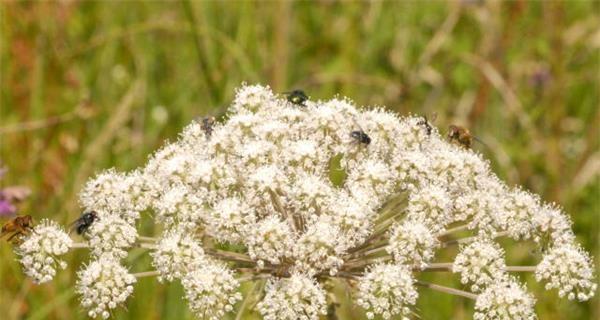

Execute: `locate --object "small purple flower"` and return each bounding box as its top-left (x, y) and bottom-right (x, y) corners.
top-left (0, 198), bottom-right (16, 216)
top-left (0, 165), bottom-right (31, 217)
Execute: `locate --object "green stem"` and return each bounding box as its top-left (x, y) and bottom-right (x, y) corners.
top-left (416, 281), bottom-right (477, 300)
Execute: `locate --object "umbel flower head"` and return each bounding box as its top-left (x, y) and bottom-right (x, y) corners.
top-left (17, 219), bottom-right (72, 284)
top-left (12, 84), bottom-right (595, 319)
top-left (76, 254), bottom-right (136, 319)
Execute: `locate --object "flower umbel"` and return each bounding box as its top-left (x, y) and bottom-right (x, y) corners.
top-left (17, 219), bottom-right (72, 284)
top-left (11, 84), bottom-right (595, 319)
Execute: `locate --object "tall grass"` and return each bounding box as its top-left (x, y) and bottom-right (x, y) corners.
top-left (1, 1), bottom-right (598, 319)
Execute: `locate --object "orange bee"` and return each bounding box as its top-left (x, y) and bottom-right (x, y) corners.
top-left (448, 124), bottom-right (488, 149)
top-left (1, 215), bottom-right (34, 243)
top-left (447, 125), bottom-right (473, 148)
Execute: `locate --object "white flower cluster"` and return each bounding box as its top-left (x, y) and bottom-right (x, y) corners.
top-left (79, 169), bottom-right (149, 223)
top-left (17, 220), bottom-right (72, 284)
top-left (387, 220), bottom-right (438, 269)
top-left (474, 277), bottom-right (537, 320)
top-left (535, 242), bottom-right (597, 301)
top-left (257, 273), bottom-right (327, 320)
top-left (452, 239), bottom-right (507, 292)
top-left (87, 212), bottom-right (138, 258)
top-left (14, 84), bottom-right (596, 320)
top-left (246, 215), bottom-right (294, 267)
top-left (76, 254), bottom-right (136, 319)
top-left (181, 261), bottom-right (242, 320)
top-left (357, 263), bottom-right (418, 319)
top-left (151, 229), bottom-right (205, 282)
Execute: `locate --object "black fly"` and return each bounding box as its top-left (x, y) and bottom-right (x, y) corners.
top-left (350, 130), bottom-right (371, 145)
top-left (70, 211), bottom-right (99, 235)
top-left (284, 90), bottom-right (308, 107)
top-left (201, 116), bottom-right (216, 138)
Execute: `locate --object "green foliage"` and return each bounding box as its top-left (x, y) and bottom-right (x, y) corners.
top-left (0, 1), bottom-right (598, 319)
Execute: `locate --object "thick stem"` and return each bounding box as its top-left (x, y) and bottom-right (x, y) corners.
top-left (346, 233), bottom-right (386, 255)
top-left (441, 231), bottom-right (509, 247)
top-left (439, 224), bottom-right (470, 237)
top-left (348, 242), bottom-right (389, 259)
top-left (70, 242), bottom-right (156, 250)
top-left (237, 274), bottom-right (270, 282)
top-left (420, 263), bottom-right (537, 273)
top-left (343, 255), bottom-right (392, 271)
top-left (138, 236), bottom-right (158, 242)
top-left (206, 249), bottom-right (255, 264)
top-left (416, 281), bottom-right (477, 300)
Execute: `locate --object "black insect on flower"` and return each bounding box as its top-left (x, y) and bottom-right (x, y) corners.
top-left (417, 113), bottom-right (437, 136)
top-left (201, 116), bottom-right (216, 138)
top-left (70, 211), bottom-right (99, 235)
top-left (350, 130), bottom-right (371, 145)
top-left (284, 90), bottom-right (308, 107)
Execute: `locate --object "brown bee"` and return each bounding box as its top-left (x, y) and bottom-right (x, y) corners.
top-left (447, 125), bottom-right (472, 148)
top-left (448, 124), bottom-right (488, 149)
top-left (1, 215), bottom-right (34, 243)
top-left (201, 116), bottom-right (216, 138)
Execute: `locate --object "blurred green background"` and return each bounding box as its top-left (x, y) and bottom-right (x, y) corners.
top-left (0, 1), bottom-right (598, 319)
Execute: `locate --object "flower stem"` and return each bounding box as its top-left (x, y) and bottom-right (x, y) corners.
top-left (439, 224), bottom-right (470, 237)
top-left (416, 281), bottom-right (477, 300)
top-left (237, 274), bottom-right (270, 282)
top-left (441, 231), bottom-right (509, 247)
top-left (419, 263), bottom-right (536, 272)
top-left (205, 249), bottom-right (255, 264)
top-left (138, 236), bottom-right (157, 242)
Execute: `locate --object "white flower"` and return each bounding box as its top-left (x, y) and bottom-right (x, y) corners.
top-left (497, 188), bottom-right (541, 240)
top-left (474, 277), bottom-right (536, 320)
top-left (387, 219), bottom-right (439, 269)
top-left (292, 220), bottom-right (345, 275)
top-left (231, 83), bottom-right (276, 113)
top-left (535, 242), bottom-right (596, 301)
top-left (17, 220), bottom-right (72, 284)
top-left (532, 203), bottom-right (575, 246)
top-left (257, 273), bottom-right (327, 320)
top-left (76, 254), bottom-right (136, 319)
top-left (79, 169), bottom-right (148, 223)
top-left (246, 216), bottom-right (295, 267)
top-left (151, 229), bottom-right (206, 282)
top-left (153, 182), bottom-right (205, 228)
top-left (181, 260), bottom-right (242, 320)
top-left (87, 212), bottom-right (137, 258)
top-left (357, 263), bottom-right (418, 320)
top-left (406, 183), bottom-right (452, 232)
top-left (452, 239), bottom-right (507, 292)
top-left (205, 196), bottom-right (255, 243)
top-left (323, 191), bottom-right (374, 245)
